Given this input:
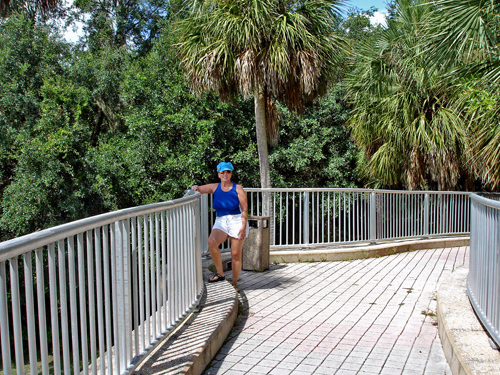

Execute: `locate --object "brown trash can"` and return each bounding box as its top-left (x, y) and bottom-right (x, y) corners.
top-left (242, 216), bottom-right (270, 271)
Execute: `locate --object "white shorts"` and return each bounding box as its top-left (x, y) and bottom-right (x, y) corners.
top-left (213, 214), bottom-right (249, 239)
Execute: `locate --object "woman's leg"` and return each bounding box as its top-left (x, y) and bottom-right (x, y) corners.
top-left (208, 229), bottom-right (228, 279)
top-left (229, 237), bottom-right (245, 286)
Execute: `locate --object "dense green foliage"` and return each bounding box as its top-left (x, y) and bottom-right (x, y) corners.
top-left (345, 0), bottom-right (500, 191)
top-left (272, 86), bottom-right (357, 188)
top-left (0, 6), bottom-right (357, 240)
top-left (1, 0), bottom-right (500, 240)
top-left (423, 0), bottom-right (500, 189)
top-left (345, 0), bottom-right (470, 190)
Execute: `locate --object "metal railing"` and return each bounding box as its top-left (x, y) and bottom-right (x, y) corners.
top-left (236, 188), bottom-right (470, 248)
top-left (0, 191), bottom-right (204, 375)
top-left (0, 187), bottom-right (473, 374)
top-left (468, 193), bottom-right (500, 348)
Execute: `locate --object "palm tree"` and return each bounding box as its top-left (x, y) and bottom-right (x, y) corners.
top-left (345, 0), bottom-right (471, 190)
top-left (423, 0), bottom-right (500, 189)
top-left (174, 0), bottom-right (346, 199)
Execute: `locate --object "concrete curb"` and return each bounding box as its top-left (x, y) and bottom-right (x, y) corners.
top-left (133, 281), bottom-right (238, 375)
top-left (182, 282), bottom-right (238, 375)
top-left (437, 265), bottom-right (500, 375)
top-left (270, 237), bottom-right (470, 263)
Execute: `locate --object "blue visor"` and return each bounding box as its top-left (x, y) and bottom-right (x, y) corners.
top-left (217, 162), bottom-right (234, 172)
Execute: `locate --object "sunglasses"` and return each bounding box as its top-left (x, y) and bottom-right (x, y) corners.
top-left (219, 170), bottom-right (232, 174)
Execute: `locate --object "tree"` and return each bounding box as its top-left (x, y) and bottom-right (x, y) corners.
top-left (0, 0), bottom-right (58, 17)
top-left (423, 0), bottom-right (500, 189)
top-left (119, 32), bottom-right (260, 197)
top-left (340, 6), bottom-right (382, 43)
top-left (344, 0), bottom-right (471, 190)
top-left (0, 13), bottom-right (70, 202)
top-left (69, 46), bottom-right (129, 146)
top-left (0, 0), bottom-right (359, 240)
top-left (0, 77), bottom-right (101, 239)
top-left (71, 0), bottom-right (170, 53)
top-left (271, 84), bottom-right (358, 188)
top-left (174, 0), bottom-right (347, 208)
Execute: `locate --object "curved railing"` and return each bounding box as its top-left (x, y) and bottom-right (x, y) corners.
top-left (468, 193), bottom-right (500, 348)
top-left (207, 188), bottom-right (471, 250)
top-left (0, 187), bottom-right (473, 374)
top-left (0, 191), bottom-right (204, 375)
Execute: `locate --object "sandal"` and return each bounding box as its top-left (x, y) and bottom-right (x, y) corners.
top-left (208, 273), bottom-right (225, 283)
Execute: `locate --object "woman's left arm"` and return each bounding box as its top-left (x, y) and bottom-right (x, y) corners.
top-left (236, 184), bottom-right (248, 239)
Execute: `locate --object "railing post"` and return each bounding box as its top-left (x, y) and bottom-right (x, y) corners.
top-left (0, 262), bottom-right (12, 375)
top-left (370, 192), bottom-right (377, 241)
top-left (194, 199), bottom-right (203, 293)
top-left (424, 193), bottom-right (430, 236)
top-left (114, 219), bottom-right (131, 373)
top-left (200, 194), bottom-right (209, 254)
top-left (303, 192), bottom-right (309, 245)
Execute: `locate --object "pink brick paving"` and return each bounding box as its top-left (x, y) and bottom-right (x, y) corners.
top-left (204, 246), bottom-right (469, 375)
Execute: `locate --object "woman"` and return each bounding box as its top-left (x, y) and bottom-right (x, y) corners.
top-left (191, 162), bottom-right (248, 289)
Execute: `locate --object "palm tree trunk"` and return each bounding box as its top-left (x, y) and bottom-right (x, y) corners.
top-left (254, 86), bottom-right (271, 190)
top-left (254, 86), bottom-right (274, 242)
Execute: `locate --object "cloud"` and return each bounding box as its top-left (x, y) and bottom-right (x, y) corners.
top-left (370, 11), bottom-right (387, 26)
top-left (63, 22), bottom-right (84, 43)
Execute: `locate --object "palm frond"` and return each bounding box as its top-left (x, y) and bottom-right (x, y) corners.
top-left (422, 0), bottom-right (500, 69)
top-left (345, 0), bottom-right (471, 190)
top-left (174, 0), bottom-right (347, 147)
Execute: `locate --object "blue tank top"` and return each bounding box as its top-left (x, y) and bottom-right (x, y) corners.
top-left (213, 183), bottom-right (241, 216)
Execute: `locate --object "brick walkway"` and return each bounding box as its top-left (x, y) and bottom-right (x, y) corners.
top-left (203, 246), bottom-right (469, 375)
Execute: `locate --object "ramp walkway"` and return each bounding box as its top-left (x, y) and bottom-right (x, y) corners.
top-left (135, 238), bottom-right (500, 375)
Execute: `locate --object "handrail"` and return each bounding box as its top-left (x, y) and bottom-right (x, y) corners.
top-left (0, 194), bottom-right (198, 262)
top-left (469, 192), bottom-right (500, 209)
top-left (0, 191), bottom-right (204, 375)
top-left (0, 187), bottom-right (474, 374)
top-left (467, 192), bottom-right (500, 348)
top-left (246, 187), bottom-right (469, 194)
top-left (214, 188), bottom-right (471, 249)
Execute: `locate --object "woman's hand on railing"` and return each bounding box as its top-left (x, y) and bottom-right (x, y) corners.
top-left (184, 188), bottom-right (197, 196)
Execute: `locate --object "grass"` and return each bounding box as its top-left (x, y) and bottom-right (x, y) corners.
top-left (421, 308), bottom-right (438, 326)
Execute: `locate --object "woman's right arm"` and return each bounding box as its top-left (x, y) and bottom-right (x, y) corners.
top-left (191, 183), bottom-right (218, 194)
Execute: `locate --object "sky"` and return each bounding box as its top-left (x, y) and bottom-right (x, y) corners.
top-left (347, 0), bottom-right (389, 25)
top-left (347, 0), bottom-right (389, 12)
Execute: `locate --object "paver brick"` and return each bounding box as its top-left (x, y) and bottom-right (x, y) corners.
top-left (201, 247), bottom-right (470, 375)
top-left (269, 368), bottom-right (292, 375)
